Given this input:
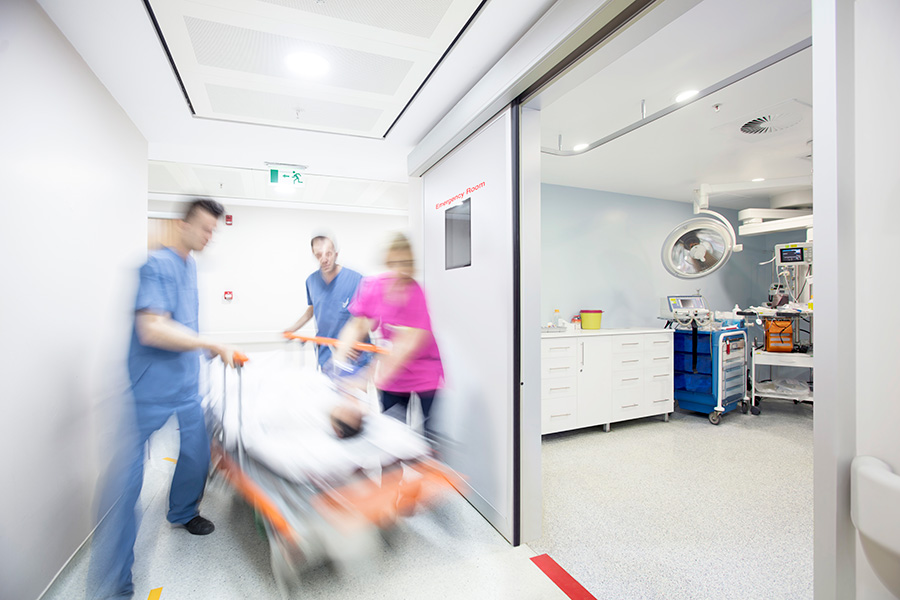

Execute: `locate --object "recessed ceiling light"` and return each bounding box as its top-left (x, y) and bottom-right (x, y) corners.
top-left (573, 143), bottom-right (589, 152)
top-left (675, 89), bottom-right (699, 103)
top-left (752, 178), bottom-right (765, 182)
top-left (285, 52), bottom-right (329, 78)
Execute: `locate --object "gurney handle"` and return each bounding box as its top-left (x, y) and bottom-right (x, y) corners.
top-left (283, 332), bottom-right (389, 354)
top-left (233, 351), bottom-right (249, 366)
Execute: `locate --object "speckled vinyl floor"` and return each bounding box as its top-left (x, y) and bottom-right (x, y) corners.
top-left (527, 399), bottom-right (814, 600)
top-left (40, 417), bottom-right (569, 600)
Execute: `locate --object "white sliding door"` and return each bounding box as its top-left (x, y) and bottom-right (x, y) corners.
top-left (421, 107), bottom-right (522, 542)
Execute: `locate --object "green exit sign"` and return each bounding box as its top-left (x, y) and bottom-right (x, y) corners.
top-left (269, 169), bottom-right (304, 185)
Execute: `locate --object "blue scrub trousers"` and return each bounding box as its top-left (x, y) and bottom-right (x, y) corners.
top-left (88, 396), bottom-right (209, 599)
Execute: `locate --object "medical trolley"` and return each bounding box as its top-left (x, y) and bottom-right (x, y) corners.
top-left (673, 328), bottom-right (749, 425)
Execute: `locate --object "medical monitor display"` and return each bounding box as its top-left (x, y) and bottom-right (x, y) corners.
top-left (780, 247), bottom-right (804, 263)
top-left (445, 198), bottom-right (471, 270)
top-left (667, 296), bottom-right (706, 311)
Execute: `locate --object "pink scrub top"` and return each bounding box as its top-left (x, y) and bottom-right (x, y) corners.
top-left (349, 272), bottom-right (444, 393)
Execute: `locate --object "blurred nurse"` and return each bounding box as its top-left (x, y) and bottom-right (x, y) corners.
top-left (336, 233), bottom-right (444, 443)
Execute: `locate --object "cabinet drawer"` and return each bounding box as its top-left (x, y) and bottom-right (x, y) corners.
top-left (541, 339), bottom-right (577, 359)
top-left (611, 389), bottom-right (646, 418)
top-left (646, 370), bottom-right (674, 402)
top-left (612, 369), bottom-right (644, 391)
top-left (646, 353), bottom-right (673, 370)
top-left (645, 335), bottom-right (673, 360)
top-left (612, 336), bottom-right (644, 354)
top-left (542, 376), bottom-right (577, 399)
top-left (541, 355), bottom-right (577, 379)
top-left (612, 354), bottom-right (644, 371)
top-left (542, 396), bottom-right (577, 434)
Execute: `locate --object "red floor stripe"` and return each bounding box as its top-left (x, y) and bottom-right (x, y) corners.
top-left (530, 554), bottom-right (597, 600)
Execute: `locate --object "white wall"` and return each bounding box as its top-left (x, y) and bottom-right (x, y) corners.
top-left (854, 0), bottom-right (900, 597)
top-left (541, 184), bottom-right (796, 328)
top-left (148, 200), bottom-right (408, 342)
top-left (0, 2), bottom-right (148, 599)
top-left (812, 0), bottom-right (858, 597)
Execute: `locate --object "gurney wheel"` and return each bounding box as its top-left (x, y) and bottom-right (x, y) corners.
top-left (708, 411), bottom-right (721, 425)
top-left (266, 525), bottom-right (304, 593)
top-left (751, 405), bottom-right (761, 416)
top-left (740, 401), bottom-right (749, 414)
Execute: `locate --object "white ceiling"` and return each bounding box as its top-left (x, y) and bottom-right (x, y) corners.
top-left (145, 0), bottom-right (482, 138)
top-left (535, 0), bottom-right (813, 209)
top-left (36, 0), bottom-right (556, 182)
top-left (37, 0), bottom-right (814, 208)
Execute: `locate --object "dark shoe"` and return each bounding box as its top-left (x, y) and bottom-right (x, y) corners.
top-left (183, 515), bottom-right (215, 535)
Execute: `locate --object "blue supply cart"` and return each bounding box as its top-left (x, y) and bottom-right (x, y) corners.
top-left (673, 328), bottom-right (748, 425)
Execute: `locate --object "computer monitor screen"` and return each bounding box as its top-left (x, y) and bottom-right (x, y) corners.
top-left (780, 247), bottom-right (804, 263)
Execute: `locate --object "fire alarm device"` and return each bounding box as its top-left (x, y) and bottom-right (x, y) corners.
top-left (225, 215), bottom-right (233, 226)
top-left (224, 291), bottom-right (233, 301)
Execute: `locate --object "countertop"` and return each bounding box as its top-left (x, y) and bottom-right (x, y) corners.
top-left (540, 327), bottom-right (671, 338)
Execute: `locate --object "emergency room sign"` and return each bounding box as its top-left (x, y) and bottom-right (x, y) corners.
top-left (435, 181), bottom-right (485, 209)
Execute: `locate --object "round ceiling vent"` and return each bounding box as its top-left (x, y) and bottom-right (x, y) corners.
top-left (740, 112), bottom-right (802, 135)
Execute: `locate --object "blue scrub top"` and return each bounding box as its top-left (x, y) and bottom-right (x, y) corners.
top-left (306, 267), bottom-right (369, 368)
top-left (128, 247), bottom-right (201, 404)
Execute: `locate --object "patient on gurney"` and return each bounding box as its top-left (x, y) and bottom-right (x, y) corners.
top-left (330, 400), bottom-right (363, 439)
top-left (206, 351), bottom-right (453, 507)
top-left (205, 351), bottom-right (460, 581)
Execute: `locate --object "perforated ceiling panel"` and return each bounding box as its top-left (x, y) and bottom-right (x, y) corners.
top-left (258, 0), bottom-right (454, 38)
top-left (146, 0), bottom-right (482, 137)
top-left (185, 17), bottom-right (414, 96)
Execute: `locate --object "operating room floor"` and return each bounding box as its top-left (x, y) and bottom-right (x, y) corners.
top-left (530, 398), bottom-right (814, 600)
top-left (41, 399), bottom-right (813, 600)
top-left (40, 417), bottom-right (570, 600)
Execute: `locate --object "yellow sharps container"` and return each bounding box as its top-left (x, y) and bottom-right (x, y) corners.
top-left (580, 310), bottom-right (603, 329)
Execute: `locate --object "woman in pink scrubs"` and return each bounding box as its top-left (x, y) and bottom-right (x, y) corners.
top-left (336, 233), bottom-right (443, 442)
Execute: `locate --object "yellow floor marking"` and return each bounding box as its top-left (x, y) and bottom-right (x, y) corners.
top-left (163, 457), bottom-right (177, 463)
top-left (148, 588), bottom-right (163, 600)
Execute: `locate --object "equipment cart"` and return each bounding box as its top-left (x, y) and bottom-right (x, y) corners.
top-left (737, 310), bottom-right (814, 415)
top-left (673, 328), bottom-right (749, 425)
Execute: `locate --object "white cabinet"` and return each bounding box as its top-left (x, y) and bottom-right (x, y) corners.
top-left (540, 329), bottom-right (673, 434)
top-left (576, 336), bottom-right (612, 427)
top-left (540, 337), bottom-right (578, 434)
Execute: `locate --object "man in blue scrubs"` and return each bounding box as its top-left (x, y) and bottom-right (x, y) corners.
top-left (285, 235), bottom-right (369, 370)
top-left (90, 199), bottom-right (238, 599)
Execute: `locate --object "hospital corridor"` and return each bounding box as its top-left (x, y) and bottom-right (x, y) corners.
top-left (2, 0), bottom-right (899, 600)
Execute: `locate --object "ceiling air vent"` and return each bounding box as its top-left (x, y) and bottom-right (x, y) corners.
top-left (740, 112), bottom-right (803, 135)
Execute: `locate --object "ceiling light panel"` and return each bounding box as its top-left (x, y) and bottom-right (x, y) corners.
top-left (146, 0), bottom-right (482, 137)
top-left (185, 18), bottom-right (414, 95)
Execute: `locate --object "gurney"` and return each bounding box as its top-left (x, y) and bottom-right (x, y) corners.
top-left (202, 342), bottom-right (458, 591)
